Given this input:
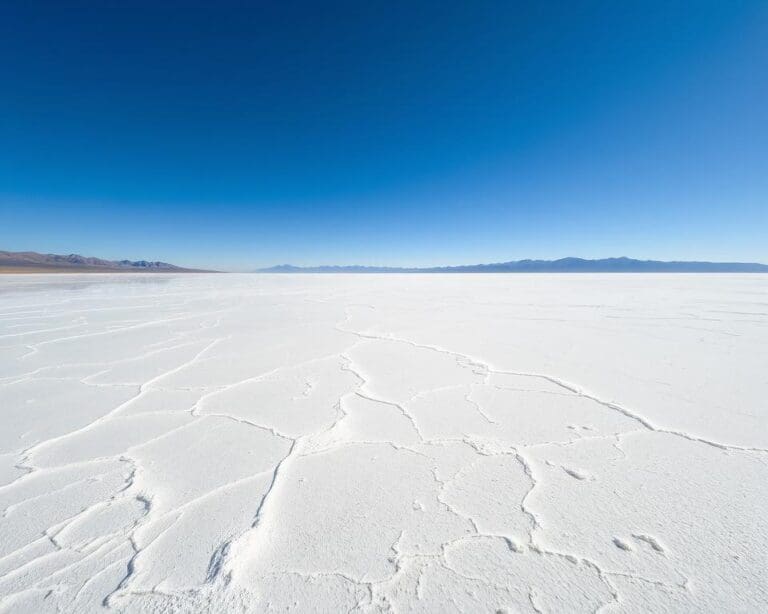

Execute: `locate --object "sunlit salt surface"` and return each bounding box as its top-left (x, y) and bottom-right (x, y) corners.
top-left (0, 273), bottom-right (766, 612)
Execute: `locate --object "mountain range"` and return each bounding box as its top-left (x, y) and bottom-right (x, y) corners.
top-left (3, 252), bottom-right (766, 274)
top-left (0, 250), bottom-right (210, 273)
top-left (257, 257), bottom-right (768, 273)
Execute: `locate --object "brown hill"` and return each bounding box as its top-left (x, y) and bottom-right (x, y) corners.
top-left (0, 250), bottom-right (214, 273)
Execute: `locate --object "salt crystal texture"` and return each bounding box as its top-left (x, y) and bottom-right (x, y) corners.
top-left (0, 273), bottom-right (766, 612)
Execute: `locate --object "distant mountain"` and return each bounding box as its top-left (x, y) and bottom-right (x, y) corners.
top-left (257, 257), bottom-right (768, 273)
top-left (0, 250), bottom-right (213, 273)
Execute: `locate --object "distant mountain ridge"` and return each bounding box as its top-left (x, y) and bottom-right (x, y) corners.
top-left (0, 250), bottom-right (211, 272)
top-left (257, 257), bottom-right (768, 273)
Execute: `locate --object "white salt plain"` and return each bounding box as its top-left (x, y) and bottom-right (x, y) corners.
top-left (0, 273), bottom-right (766, 613)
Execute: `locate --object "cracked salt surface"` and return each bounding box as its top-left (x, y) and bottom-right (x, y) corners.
top-left (0, 273), bottom-right (766, 612)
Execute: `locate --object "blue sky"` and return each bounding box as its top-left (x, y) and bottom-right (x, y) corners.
top-left (2, 1), bottom-right (767, 270)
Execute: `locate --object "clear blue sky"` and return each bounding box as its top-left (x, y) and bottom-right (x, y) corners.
top-left (2, 1), bottom-right (767, 270)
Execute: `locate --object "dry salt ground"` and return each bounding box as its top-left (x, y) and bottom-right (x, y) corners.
top-left (0, 273), bottom-right (766, 613)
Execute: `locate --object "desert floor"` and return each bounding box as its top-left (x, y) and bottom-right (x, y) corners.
top-left (0, 273), bottom-right (766, 612)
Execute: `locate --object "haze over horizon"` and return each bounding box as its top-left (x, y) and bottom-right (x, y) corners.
top-left (2, 1), bottom-right (767, 270)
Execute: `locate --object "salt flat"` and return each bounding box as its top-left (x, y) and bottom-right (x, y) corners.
top-left (0, 273), bottom-right (766, 613)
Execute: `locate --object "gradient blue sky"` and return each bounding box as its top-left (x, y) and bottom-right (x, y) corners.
top-left (2, 1), bottom-right (767, 270)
